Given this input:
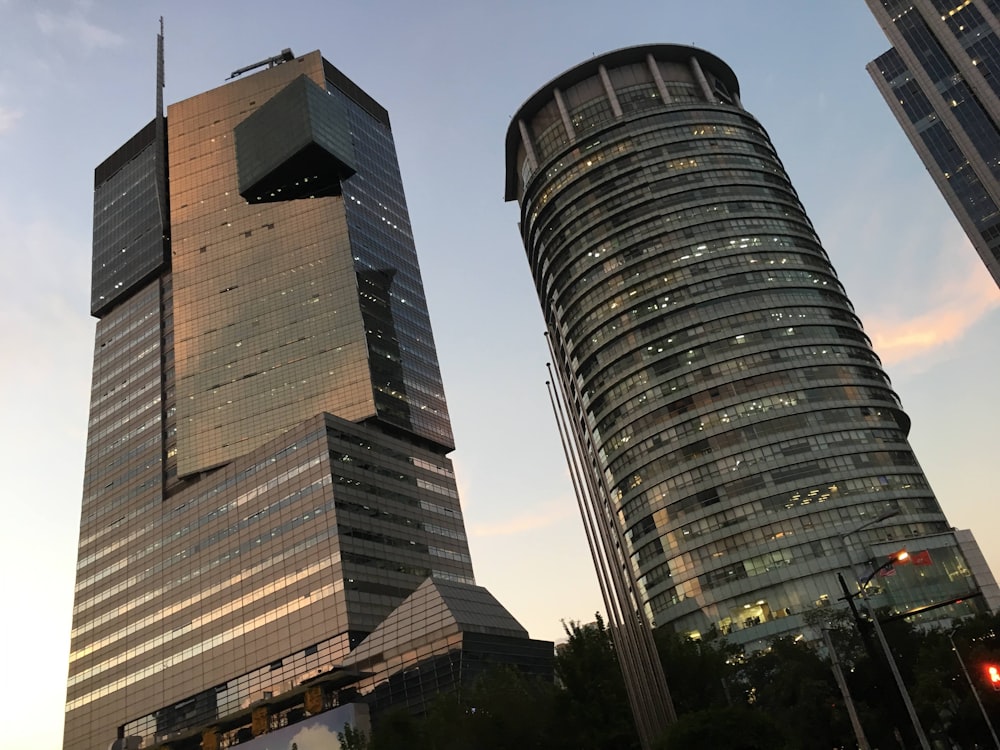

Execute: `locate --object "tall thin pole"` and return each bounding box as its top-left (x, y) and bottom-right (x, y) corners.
top-left (838, 513), bottom-right (913, 747)
top-left (948, 629), bottom-right (1000, 749)
top-left (544, 336), bottom-right (676, 750)
top-left (822, 627), bottom-right (871, 750)
top-left (857, 588), bottom-right (931, 750)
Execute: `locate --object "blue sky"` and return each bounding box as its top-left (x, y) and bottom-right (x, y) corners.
top-left (2, 1), bottom-right (999, 747)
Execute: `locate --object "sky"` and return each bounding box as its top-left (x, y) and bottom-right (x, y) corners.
top-left (1, 1), bottom-right (999, 747)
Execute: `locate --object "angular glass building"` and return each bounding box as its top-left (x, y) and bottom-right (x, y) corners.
top-left (866, 0), bottom-right (1000, 287)
top-left (65, 46), bottom-right (531, 750)
top-left (504, 44), bottom-right (986, 649)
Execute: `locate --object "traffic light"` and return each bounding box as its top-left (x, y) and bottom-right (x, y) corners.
top-left (987, 664), bottom-right (1000, 691)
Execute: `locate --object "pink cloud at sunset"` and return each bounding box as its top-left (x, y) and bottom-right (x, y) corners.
top-left (864, 259), bottom-right (1000, 367)
top-left (469, 503), bottom-right (574, 537)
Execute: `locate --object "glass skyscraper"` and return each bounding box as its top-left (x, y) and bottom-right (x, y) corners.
top-left (65, 47), bottom-right (482, 749)
top-left (504, 44), bottom-right (986, 654)
top-left (866, 0), bottom-right (1000, 287)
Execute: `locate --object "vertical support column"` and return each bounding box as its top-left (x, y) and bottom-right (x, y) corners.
top-left (689, 56), bottom-right (716, 102)
top-left (647, 53), bottom-right (671, 103)
top-left (304, 685), bottom-right (325, 715)
top-left (553, 88), bottom-right (576, 141)
top-left (251, 705), bottom-right (270, 736)
top-left (598, 64), bottom-right (623, 117)
top-left (202, 728), bottom-right (220, 750)
top-left (517, 119), bottom-right (539, 177)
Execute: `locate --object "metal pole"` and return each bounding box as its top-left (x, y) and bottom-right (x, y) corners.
top-left (858, 584), bottom-right (932, 750)
top-left (822, 627), bottom-right (872, 750)
top-left (948, 629), bottom-right (1000, 749)
top-left (838, 512), bottom-right (905, 744)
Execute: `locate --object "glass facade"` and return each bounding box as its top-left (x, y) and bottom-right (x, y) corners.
top-left (119, 581), bottom-right (550, 748)
top-left (65, 51), bottom-right (473, 750)
top-left (866, 0), bottom-right (1000, 286)
top-left (330, 73), bottom-right (455, 449)
top-left (91, 120), bottom-right (168, 316)
top-left (504, 45), bottom-right (982, 649)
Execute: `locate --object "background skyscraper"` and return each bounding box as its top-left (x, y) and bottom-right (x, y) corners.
top-left (505, 44), bottom-right (987, 652)
top-left (66, 46), bottom-right (479, 749)
top-left (866, 0), bottom-right (1000, 287)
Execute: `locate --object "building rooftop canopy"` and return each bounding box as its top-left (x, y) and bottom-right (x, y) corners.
top-left (503, 43), bottom-right (741, 201)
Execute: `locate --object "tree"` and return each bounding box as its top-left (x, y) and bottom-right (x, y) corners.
top-left (655, 705), bottom-right (785, 750)
top-left (337, 725), bottom-right (368, 750)
top-left (555, 615), bottom-right (639, 750)
top-left (730, 637), bottom-right (849, 749)
top-left (653, 628), bottom-right (733, 715)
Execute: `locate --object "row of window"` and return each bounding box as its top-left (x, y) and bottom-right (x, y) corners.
top-left (609, 400), bottom-right (903, 503)
top-left (619, 445), bottom-right (919, 528)
top-left (643, 516), bottom-right (953, 616)
top-left (75, 458), bottom-right (326, 597)
top-left (526, 108), bottom-right (768, 218)
top-left (611, 412), bottom-right (904, 501)
top-left (67, 575), bottom-right (346, 711)
top-left (583, 297), bottom-right (861, 404)
top-left (590, 323), bottom-right (871, 434)
top-left (631, 478), bottom-right (940, 589)
top-left (533, 143), bottom-right (791, 249)
top-left (595, 325), bottom-right (878, 442)
top-left (564, 246), bottom-right (831, 347)
top-left (587, 325), bottom-right (875, 422)
top-left (555, 200), bottom-right (802, 318)
top-left (625, 469), bottom-right (931, 549)
top-left (71, 534), bottom-right (338, 671)
top-left (539, 205), bottom-right (818, 309)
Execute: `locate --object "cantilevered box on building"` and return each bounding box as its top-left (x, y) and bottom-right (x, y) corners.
top-left (235, 73), bottom-right (356, 203)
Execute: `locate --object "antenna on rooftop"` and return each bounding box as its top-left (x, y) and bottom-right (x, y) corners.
top-left (228, 48), bottom-right (295, 80)
top-left (156, 17), bottom-right (164, 119)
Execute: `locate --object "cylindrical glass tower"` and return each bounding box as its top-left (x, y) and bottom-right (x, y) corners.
top-left (505, 45), bottom-right (981, 645)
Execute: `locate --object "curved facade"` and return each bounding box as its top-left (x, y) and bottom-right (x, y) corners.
top-left (506, 45), bottom-right (980, 644)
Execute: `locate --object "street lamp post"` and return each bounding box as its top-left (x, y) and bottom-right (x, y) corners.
top-left (856, 555), bottom-right (932, 750)
top-left (822, 626), bottom-right (872, 750)
top-left (948, 627), bottom-right (1000, 749)
top-left (839, 511), bottom-right (931, 750)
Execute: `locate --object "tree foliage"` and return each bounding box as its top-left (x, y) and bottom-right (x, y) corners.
top-left (337, 609), bottom-right (1000, 750)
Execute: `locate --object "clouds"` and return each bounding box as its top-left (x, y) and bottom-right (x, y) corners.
top-left (0, 106), bottom-right (22, 135)
top-left (866, 264), bottom-right (1000, 367)
top-left (289, 722), bottom-right (343, 750)
top-left (469, 501), bottom-right (573, 537)
top-left (35, 8), bottom-right (123, 52)
top-left (856, 223), bottom-right (1000, 369)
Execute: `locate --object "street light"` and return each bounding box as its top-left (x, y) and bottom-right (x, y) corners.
top-left (840, 511), bottom-right (932, 750)
top-left (949, 627), bottom-right (1000, 749)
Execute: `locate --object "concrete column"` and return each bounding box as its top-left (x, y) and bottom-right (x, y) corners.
top-left (598, 64), bottom-right (623, 117)
top-left (689, 56), bottom-right (716, 102)
top-left (252, 705), bottom-right (270, 736)
top-left (646, 53), bottom-right (671, 103)
top-left (553, 88), bottom-right (575, 140)
top-left (201, 728), bottom-right (219, 750)
top-left (305, 685), bottom-right (325, 715)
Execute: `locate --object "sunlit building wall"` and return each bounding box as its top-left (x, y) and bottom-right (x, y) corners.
top-left (504, 44), bottom-right (985, 648)
top-left (65, 49), bottom-right (475, 749)
top-left (866, 0), bottom-right (1000, 287)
